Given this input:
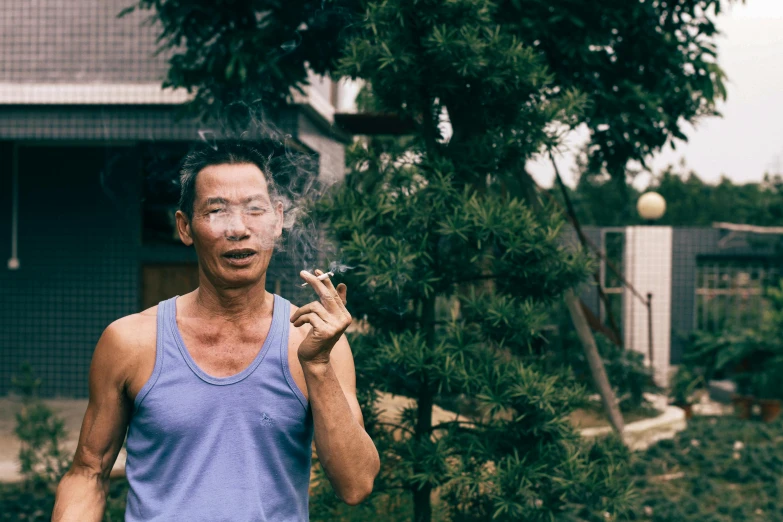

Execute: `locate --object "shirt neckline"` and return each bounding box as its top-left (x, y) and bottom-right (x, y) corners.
top-left (168, 294), bottom-right (281, 386)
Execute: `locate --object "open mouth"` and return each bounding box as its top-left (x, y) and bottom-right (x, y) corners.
top-left (223, 249), bottom-right (257, 261)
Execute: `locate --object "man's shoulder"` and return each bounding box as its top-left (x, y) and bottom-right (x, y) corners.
top-left (101, 306), bottom-right (159, 354)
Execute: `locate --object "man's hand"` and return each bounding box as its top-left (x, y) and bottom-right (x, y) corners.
top-left (291, 269), bottom-right (352, 366)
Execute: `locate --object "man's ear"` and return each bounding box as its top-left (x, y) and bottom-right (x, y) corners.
top-left (175, 210), bottom-right (194, 246)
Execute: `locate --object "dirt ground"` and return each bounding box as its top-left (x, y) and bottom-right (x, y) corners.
top-left (0, 393), bottom-right (461, 483)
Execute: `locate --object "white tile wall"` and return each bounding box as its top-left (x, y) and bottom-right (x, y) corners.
top-left (623, 226), bottom-right (673, 386)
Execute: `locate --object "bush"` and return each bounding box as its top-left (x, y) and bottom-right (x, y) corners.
top-left (546, 327), bottom-right (655, 411)
top-left (632, 416), bottom-right (783, 521)
top-left (11, 363), bottom-right (71, 487)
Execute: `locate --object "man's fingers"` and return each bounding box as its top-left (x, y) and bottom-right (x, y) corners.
top-left (292, 311), bottom-right (326, 329)
top-left (290, 301), bottom-right (329, 324)
top-left (317, 270), bottom-right (347, 307)
top-left (336, 283), bottom-right (348, 305)
top-left (299, 269), bottom-right (330, 298)
top-left (301, 269), bottom-right (345, 310)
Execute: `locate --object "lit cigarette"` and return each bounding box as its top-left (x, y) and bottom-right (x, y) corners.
top-left (300, 271), bottom-right (335, 287)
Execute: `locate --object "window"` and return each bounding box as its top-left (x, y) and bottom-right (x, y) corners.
top-left (599, 229), bottom-right (625, 333)
top-left (695, 257), bottom-right (781, 331)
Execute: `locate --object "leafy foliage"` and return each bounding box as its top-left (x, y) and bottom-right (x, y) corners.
top-left (306, 0), bottom-right (640, 518)
top-left (566, 165), bottom-right (783, 228)
top-left (127, 0), bottom-right (734, 196)
top-left (631, 416), bottom-right (783, 521)
top-left (120, 0), bottom-right (359, 116)
top-left (547, 327), bottom-right (655, 411)
top-left (0, 365), bottom-right (129, 521)
top-left (11, 363), bottom-right (71, 488)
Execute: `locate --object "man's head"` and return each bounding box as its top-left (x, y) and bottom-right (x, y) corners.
top-left (175, 141), bottom-right (284, 288)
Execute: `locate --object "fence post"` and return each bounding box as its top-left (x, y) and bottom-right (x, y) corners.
top-left (647, 292), bottom-right (654, 369)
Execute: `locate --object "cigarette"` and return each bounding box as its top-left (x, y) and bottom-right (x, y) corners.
top-left (300, 271), bottom-right (335, 287)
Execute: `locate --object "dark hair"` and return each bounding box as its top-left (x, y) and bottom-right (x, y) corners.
top-left (178, 141), bottom-right (278, 219)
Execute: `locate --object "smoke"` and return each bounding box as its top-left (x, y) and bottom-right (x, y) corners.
top-left (186, 100), bottom-right (347, 275)
top-left (328, 261), bottom-right (355, 273)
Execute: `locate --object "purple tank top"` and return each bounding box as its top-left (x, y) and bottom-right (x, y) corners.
top-left (124, 294), bottom-right (313, 521)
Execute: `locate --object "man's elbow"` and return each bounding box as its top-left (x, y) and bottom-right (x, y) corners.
top-left (342, 481), bottom-right (375, 506)
top-left (342, 456), bottom-right (380, 506)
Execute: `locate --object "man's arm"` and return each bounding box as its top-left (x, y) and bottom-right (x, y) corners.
top-left (52, 321), bottom-right (136, 521)
top-left (293, 270), bottom-right (380, 505)
top-left (301, 334), bottom-right (380, 505)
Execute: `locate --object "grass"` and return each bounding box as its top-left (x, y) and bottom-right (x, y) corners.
top-left (630, 416), bottom-right (783, 521)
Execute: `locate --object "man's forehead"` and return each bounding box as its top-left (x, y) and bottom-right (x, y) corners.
top-left (195, 163), bottom-right (271, 202)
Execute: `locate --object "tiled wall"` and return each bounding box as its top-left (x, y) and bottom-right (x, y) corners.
top-left (623, 226), bottom-right (673, 385)
top-left (0, 145), bottom-right (141, 397)
top-left (0, 140), bottom-right (328, 398)
top-left (0, 0), bottom-right (168, 84)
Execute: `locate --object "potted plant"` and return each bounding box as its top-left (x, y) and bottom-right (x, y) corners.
top-left (670, 366), bottom-right (704, 419)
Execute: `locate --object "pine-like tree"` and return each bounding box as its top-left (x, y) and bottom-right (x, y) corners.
top-left (311, 2), bottom-right (634, 520)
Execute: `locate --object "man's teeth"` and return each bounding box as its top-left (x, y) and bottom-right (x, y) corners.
top-left (227, 253), bottom-right (254, 258)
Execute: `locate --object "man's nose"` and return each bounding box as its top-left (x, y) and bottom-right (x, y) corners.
top-left (225, 209), bottom-right (250, 240)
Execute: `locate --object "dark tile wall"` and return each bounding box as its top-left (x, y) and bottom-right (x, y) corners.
top-left (0, 141), bottom-right (318, 398)
top-left (0, 145), bottom-right (141, 397)
top-left (669, 228), bottom-right (720, 363)
top-left (670, 227), bottom-right (782, 363)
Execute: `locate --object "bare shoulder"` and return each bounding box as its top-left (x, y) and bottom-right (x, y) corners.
top-left (105, 306), bottom-right (158, 349)
top-left (95, 306), bottom-right (158, 400)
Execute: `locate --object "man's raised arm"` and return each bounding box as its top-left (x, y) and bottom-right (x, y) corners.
top-left (292, 269), bottom-right (380, 505)
top-left (52, 320), bottom-right (136, 521)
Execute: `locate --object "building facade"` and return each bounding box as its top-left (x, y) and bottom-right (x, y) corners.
top-left (581, 225), bottom-right (783, 386)
top-left (0, 0), bottom-right (351, 396)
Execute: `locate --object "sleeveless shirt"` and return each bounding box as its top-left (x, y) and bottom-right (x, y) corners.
top-left (124, 294), bottom-right (314, 522)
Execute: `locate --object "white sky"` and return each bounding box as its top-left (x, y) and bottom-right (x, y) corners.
top-left (528, 0), bottom-right (783, 188)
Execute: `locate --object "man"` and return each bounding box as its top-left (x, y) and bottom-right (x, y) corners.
top-left (52, 142), bottom-right (380, 521)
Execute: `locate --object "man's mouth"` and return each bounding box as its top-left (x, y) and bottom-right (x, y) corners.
top-left (223, 249), bottom-right (257, 260)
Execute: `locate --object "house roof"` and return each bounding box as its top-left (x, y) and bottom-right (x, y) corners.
top-left (1, 0), bottom-right (168, 85)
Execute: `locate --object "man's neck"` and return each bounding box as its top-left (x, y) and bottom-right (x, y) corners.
top-left (192, 276), bottom-right (274, 324)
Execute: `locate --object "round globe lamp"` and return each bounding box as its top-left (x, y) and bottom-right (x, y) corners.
top-left (637, 192), bottom-right (666, 223)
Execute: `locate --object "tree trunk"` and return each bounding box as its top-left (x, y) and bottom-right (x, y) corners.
top-left (414, 296), bottom-right (436, 522)
top-left (565, 289), bottom-right (625, 435)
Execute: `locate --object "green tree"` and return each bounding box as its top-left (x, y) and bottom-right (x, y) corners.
top-left (126, 0), bottom-right (738, 520)
top-left (568, 163), bottom-right (783, 227)
top-left (125, 0), bottom-right (735, 212)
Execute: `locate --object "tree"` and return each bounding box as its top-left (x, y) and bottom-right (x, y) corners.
top-left (515, 0), bottom-right (736, 206)
top-left (126, 0), bottom-right (737, 520)
top-left (125, 0), bottom-right (735, 211)
top-left (567, 163), bottom-right (783, 227)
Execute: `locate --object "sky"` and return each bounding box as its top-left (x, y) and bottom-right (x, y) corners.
top-left (528, 0), bottom-right (783, 188)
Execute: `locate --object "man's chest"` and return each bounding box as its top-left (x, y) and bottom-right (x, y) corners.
top-left (127, 321), bottom-right (309, 403)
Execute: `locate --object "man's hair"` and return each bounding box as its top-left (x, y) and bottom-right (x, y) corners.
top-left (178, 141), bottom-right (277, 220)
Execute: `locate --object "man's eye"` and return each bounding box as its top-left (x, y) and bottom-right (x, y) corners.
top-left (209, 208), bottom-right (223, 214)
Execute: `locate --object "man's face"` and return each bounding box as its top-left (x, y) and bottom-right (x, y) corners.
top-left (176, 162), bottom-right (284, 288)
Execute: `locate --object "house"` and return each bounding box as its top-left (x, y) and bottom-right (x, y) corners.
top-left (0, 0), bottom-right (353, 397)
top-left (580, 224), bottom-right (783, 386)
